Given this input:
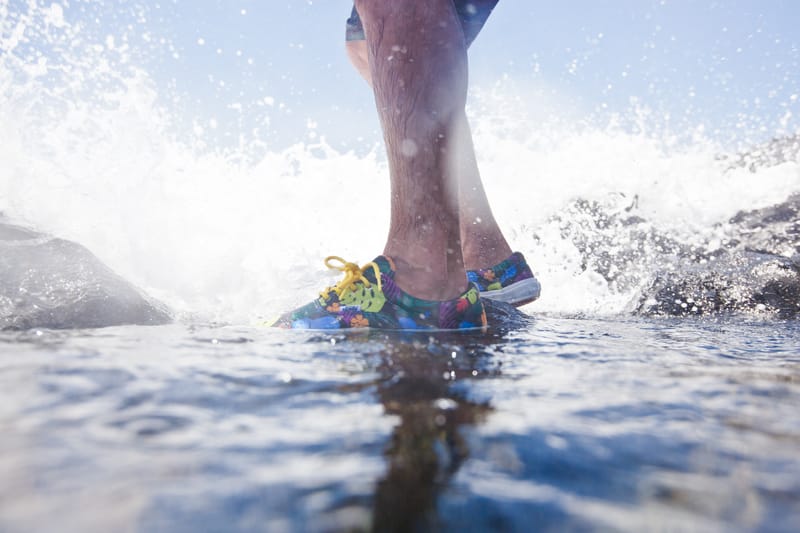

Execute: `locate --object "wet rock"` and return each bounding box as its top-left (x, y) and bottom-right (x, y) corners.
top-left (483, 298), bottom-right (533, 331)
top-left (547, 191), bottom-right (800, 319)
top-left (636, 251), bottom-right (800, 319)
top-left (727, 192), bottom-right (800, 258)
top-left (547, 197), bottom-right (712, 293)
top-left (0, 218), bottom-right (171, 330)
top-left (719, 134), bottom-right (800, 173)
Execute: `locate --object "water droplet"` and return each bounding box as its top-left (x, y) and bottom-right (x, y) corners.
top-left (400, 139), bottom-right (418, 157)
top-left (434, 398), bottom-right (458, 410)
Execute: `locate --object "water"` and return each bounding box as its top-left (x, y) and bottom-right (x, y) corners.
top-left (2, 2), bottom-right (800, 531)
top-left (1, 319), bottom-right (799, 532)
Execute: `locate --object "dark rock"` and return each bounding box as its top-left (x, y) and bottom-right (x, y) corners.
top-left (727, 192), bottom-right (800, 258)
top-left (636, 251), bottom-right (800, 319)
top-left (546, 191), bottom-right (800, 319)
top-left (1, 218), bottom-right (171, 330)
top-left (483, 298), bottom-right (533, 331)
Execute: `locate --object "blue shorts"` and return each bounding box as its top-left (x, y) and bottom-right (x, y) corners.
top-left (346, 1), bottom-right (499, 47)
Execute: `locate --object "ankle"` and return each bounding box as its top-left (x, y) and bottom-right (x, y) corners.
top-left (388, 256), bottom-right (467, 301)
top-left (460, 225), bottom-right (512, 271)
top-left (462, 243), bottom-right (513, 271)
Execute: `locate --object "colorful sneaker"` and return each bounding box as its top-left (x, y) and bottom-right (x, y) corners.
top-left (274, 256), bottom-right (487, 331)
top-left (467, 251), bottom-right (541, 306)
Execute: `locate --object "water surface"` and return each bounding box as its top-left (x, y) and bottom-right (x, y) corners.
top-left (2, 317), bottom-right (798, 532)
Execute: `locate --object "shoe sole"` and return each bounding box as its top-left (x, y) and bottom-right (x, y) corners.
top-left (480, 277), bottom-right (541, 307)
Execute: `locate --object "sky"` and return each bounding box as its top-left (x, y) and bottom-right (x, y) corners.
top-left (166, 0), bottom-right (800, 149)
top-left (8, 0), bottom-right (800, 151)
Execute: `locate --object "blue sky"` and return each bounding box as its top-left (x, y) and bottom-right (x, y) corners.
top-left (15, 0), bottom-right (800, 151)
top-left (171, 0), bottom-right (799, 151)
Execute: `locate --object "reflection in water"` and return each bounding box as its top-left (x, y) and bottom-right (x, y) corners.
top-left (371, 339), bottom-right (493, 531)
top-left (364, 307), bottom-right (528, 531)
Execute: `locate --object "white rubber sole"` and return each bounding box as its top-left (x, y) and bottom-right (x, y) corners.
top-left (480, 277), bottom-right (541, 306)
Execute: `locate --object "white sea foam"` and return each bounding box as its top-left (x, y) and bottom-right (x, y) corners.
top-left (1, 2), bottom-right (798, 323)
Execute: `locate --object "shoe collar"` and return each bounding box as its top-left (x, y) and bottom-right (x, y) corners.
top-left (369, 255), bottom-right (396, 280)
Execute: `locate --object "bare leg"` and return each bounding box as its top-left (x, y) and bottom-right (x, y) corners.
top-left (346, 36), bottom-right (512, 273)
top-left (355, 0), bottom-right (470, 300)
top-left (448, 112), bottom-right (513, 270)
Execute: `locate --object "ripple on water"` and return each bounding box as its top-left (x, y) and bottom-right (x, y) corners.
top-left (1, 319), bottom-right (799, 531)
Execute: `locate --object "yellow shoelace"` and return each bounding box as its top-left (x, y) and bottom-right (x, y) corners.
top-left (320, 256), bottom-right (383, 300)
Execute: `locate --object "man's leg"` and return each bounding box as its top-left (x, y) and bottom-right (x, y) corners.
top-left (449, 112), bottom-right (513, 270)
top-left (355, 0), bottom-right (469, 300)
top-left (345, 37), bottom-right (512, 272)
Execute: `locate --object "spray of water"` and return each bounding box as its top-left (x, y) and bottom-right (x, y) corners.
top-left (2, 2), bottom-right (798, 323)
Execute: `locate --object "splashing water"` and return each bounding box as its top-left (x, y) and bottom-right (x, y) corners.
top-left (1, 1), bottom-right (798, 324)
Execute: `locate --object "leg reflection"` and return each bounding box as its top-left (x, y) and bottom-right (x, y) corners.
top-left (369, 334), bottom-right (498, 532)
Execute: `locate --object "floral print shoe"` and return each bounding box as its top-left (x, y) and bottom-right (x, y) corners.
top-left (274, 256), bottom-right (487, 331)
top-left (467, 251), bottom-right (541, 306)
